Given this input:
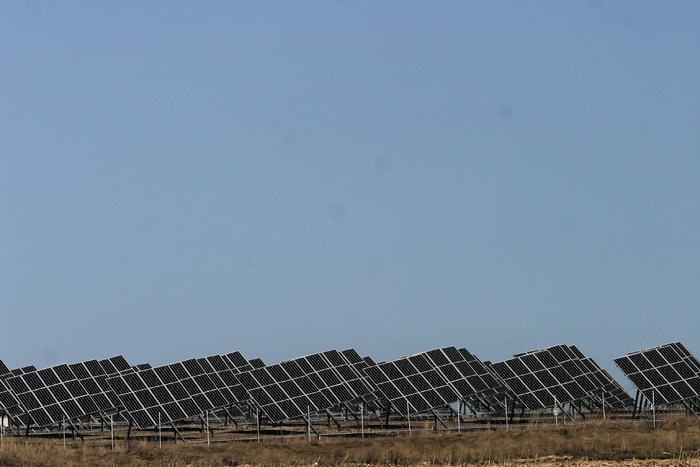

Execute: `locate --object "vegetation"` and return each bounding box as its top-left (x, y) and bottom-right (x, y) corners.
top-left (2, 416), bottom-right (700, 466)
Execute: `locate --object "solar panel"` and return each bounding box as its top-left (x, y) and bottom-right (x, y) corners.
top-left (363, 347), bottom-right (473, 416)
top-left (14, 366), bottom-right (37, 376)
top-left (0, 376), bottom-right (28, 424)
top-left (334, 351), bottom-right (384, 411)
top-left (3, 356), bottom-right (132, 428)
top-left (0, 361), bottom-right (27, 422)
top-left (106, 352), bottom-right (251, 430)
top-left (139, 366), bottom-right (214, 427)
top-left (578, 358), bottom-right (635, 409)
top-left (238, 367), bottom-right (309, 422)
top-left (70, 359), bottom-right (132, 413)
top-left (221, 351), bottom-right (249, 371)
top-left (99, 356), bottom-right (132, 375)
top-left (108, 366), bottom-right (208, 429)
top-left (491, 345), bottom-right (628, 411)
top-left (339, 349), bottom-right (363, 365)
top-left (318, 350), bottom-right (374, 404)
top-left (614, 342), bottom-right (700, 406)
top-left (453, 348), bottom-right (509, 399)
top-left (239, 349), bottom-right (374, 423)
top-left (249, 358), bottom-right (266, 369)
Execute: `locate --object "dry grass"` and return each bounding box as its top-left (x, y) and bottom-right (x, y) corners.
top-left (3, 416), bottom-right (700, 466)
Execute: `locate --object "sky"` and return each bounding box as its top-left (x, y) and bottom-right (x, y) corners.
top-left (1, 1), bottom-right (699, 390)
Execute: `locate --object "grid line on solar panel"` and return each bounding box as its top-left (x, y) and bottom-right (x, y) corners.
top-left (614, 342), bottom-right (700, 406)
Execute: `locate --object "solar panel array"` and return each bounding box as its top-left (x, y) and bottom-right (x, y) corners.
top-left (106, 354), bottom-right (251, 429)
top-left (362, 346), bottom-right (506, 416)
top-left (614, 342), bottom-right (700, 406)
top-left (0, 342), bottom-right (657, 431)
top-left (4, 356), bottom-right (131, 427)
top-left (237, 349), bottom-right (374, 423)
top-left (363, 349), bottom-right (459, 415)
top-left (491, 345), bottom-right (632, 411)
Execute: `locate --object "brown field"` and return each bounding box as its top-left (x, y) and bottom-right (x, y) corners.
top-left (3, 416), bottom-right (700, 466)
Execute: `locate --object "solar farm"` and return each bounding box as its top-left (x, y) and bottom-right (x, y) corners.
top-left (1, 342), bottom-right (699, 444)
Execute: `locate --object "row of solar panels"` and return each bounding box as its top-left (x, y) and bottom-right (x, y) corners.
top-left (0, 342), bottom-right (698, 431)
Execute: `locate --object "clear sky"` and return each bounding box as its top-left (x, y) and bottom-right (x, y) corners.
top-left (1, 1), bottom-right (699, 389)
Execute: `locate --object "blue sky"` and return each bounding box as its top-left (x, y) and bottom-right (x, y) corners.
top-left (1, 1), bottom-right (699, 388)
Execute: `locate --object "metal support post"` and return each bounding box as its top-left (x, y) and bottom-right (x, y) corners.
top-left (256, 407), bottom-right (261, 443)
top-left (360, 403), bottom-right (364, 439)
top-left (325, 409), bottom-right (342, 431)
top-left (407, 399), bottom-right (411, 435)
top-left (126, 418), bottom-right (133, 449)
top-left (632, 390), bottom-right (640, 420)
